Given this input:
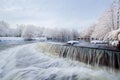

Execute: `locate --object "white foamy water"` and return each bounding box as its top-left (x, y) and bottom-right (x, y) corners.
top-left (0, 43), bottom-right (119, 80)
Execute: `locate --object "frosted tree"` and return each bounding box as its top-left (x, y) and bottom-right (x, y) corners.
top-left (43, 28), bottom-right (75, 42)
top-left (21, 25), bottom-right (38, 39)
top-left (71, 29), bottom-right (79, 40)
top-left (79, 0), bottom-right (120, 40)
top-left (116, 0), bottom-right (120, 29)
top-left (43, 28), bottom-right (55, 39)
top-left (58, 29), bottom-right (68, 42)
top-left (36, 27), bottom-right (45, 37)
top-left (91, 8), bottom-right (116, 39)
top-left (80, 24), bottom-right (95, 39)
top-left (0, 21), bottom-right (10, 37)
top-left (43, 28), bottom-right (60, 41)
top-left (52, 28), bottom-right (73, 42)
top-left (16, 24), bottom-right (25, 37)
top-left (8, 28), bottom-right (17, 37)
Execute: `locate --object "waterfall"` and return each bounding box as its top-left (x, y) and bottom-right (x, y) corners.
top-left (37, 43), bottom-right (120, 69)
top-left (0, 43), bottom-right (120, 80)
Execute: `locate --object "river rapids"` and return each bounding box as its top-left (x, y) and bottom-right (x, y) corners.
top-left (0, 43), bottom-right (120, 80)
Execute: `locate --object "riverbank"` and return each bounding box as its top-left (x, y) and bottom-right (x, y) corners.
top-left (0, 39), bottom-right (40, 51)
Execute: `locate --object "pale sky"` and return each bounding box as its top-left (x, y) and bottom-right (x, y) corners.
top-left (0, 0), bottom-right (113, 31)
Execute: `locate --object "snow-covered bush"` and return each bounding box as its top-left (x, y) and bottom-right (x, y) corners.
top-left (103, 29), bottom-right (120, 41)
top-left (111, 40), bottom-right (119, 47)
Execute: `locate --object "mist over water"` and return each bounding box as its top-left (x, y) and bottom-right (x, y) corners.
top-left (0, 43), bottom-right (120, 80)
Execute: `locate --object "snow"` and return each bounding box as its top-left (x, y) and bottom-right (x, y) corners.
top-left (0, 43), bottom-right (119, 80)
top-left (111, 40), bottom-right (119, 47)
top-left (91, 40), bottom-right (108, 44)
top-left (104, 29), bottom-right (120, 40)
top-left (67, 40), bottom-right (79, 45)
top-left (0, 37), bottom-right (24, 41)
top-left (38, 37), bottom-right (47, 41)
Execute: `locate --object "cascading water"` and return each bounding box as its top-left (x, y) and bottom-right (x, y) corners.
top-left (0, 43), bottom-right (120, 80)
top-left (37, 43), bottom-right (120, 69)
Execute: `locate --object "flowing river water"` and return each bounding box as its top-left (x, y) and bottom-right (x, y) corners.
top-left (0, 42), bottom-right (120, 80)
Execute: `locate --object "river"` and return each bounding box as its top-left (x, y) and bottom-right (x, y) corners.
top-left (0, 41), bottom-right (120, 80)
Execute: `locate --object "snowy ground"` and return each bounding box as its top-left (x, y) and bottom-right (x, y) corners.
top-left (0, 37), bottom-right (24, 41)
top-left (0, 43), bottom-right (120, 80)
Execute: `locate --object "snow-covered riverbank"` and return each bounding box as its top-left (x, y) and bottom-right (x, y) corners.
top-left (0, 43), bottom-right (120, 80)
top-left (0, 37), bottom-right (24, 41)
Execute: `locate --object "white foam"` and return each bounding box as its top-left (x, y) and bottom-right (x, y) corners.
top-left (0, 43), bottom-right (119, 80)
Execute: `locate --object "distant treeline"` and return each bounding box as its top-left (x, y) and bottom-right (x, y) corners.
top-left (0, 21), bottom-right (79, 42)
